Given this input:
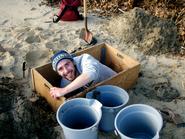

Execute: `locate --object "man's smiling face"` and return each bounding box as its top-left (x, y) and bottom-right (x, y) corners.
top-left (57, 59), bottom-right (76, 81)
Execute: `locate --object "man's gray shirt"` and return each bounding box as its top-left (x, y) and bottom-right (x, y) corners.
top-left (60, 54), bottom-right (117, 87)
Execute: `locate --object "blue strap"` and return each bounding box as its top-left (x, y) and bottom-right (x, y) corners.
top-left (100, 47), bottom-right (106, 65)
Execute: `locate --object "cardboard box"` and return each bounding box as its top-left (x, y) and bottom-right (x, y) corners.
top-left (31, 43), bottom-right (140, 111)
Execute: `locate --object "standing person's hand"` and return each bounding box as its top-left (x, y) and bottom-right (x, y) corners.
top-left (50, 87), bottom-right (65, 99)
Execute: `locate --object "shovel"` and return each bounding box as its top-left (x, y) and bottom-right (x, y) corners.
top-left (80, 0), bottom-right (97, 45)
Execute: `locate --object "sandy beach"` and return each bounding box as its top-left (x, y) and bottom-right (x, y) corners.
top-left (0, 0), bottom-right (185, 138)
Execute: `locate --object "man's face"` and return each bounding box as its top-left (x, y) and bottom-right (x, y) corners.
top-left (57, 59), bottom-right (76, 81)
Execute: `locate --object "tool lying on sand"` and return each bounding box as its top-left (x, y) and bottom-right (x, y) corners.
top-left (79, 0), bottom-right (97, 45)
top-left (52, 0), bottom-right (83, 23)
top-left (22, 61), bottom-right (27, 78)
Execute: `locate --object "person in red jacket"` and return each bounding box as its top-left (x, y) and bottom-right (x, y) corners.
top-left (53, 0), bottom-right (83, 22)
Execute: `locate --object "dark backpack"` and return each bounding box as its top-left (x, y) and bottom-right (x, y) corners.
top-left (53, 0), bottom-right (83, 23)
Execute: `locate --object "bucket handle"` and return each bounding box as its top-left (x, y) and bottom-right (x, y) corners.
top-left (114, 128), bottom-right (160, 139)
top-left (91, 126), bottom-right (98, 132)
top-left (89, 99), bottom-right (102, 111)
top-left (154, 132), bottom-right (159, 139)
top-left (114, 130), bottom-right (119, 137)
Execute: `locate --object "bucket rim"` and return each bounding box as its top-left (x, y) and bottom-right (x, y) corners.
top-left (114, 104), bottom-right (163, 138)
top-left (56, 98), bottom-right (102, 131)
top-left (87, 85), bottom-right (129, 109)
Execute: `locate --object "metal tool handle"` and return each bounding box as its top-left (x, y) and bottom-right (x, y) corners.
top-left (83, 0), bottom-right (87, 18)
top-left (83, 0), bottom-right (88, 30)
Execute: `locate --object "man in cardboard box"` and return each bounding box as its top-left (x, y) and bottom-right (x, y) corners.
top-left (49, 50), bottom-right (116, 99)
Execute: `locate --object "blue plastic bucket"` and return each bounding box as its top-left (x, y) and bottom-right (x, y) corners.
top-left (115, 104), bottom-right (163, 139)
top-left (56, 98), bottom-right (102, 139)
top-left (86, 85), bottom-right (129, 132)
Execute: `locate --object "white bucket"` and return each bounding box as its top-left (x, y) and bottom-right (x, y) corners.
top-left (115, 104), bottom-right (163, 139)
top-left (86, 85), bottom-right (129, 132)
top-left (56, 98), bottom-right (102, 139)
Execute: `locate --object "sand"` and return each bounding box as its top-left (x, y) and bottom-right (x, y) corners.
top-left (0, 0), bottom-right (185, 138)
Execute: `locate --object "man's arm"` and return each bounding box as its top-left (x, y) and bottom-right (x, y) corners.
top-left (49, 72), bottom-right (92, 99)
